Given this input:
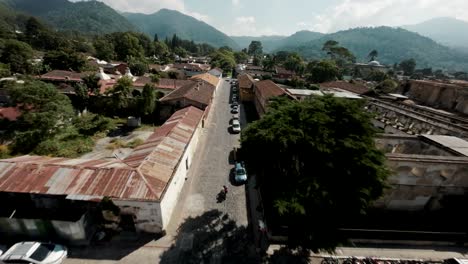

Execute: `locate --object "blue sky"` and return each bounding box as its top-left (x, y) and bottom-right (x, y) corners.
top-left (81, 0), bottom-right (468, 36)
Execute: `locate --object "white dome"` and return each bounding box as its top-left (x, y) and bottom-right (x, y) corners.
top-left (368, 61), bottom-right (381, 66)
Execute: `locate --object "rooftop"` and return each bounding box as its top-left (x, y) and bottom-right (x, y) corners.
top-left (0, 106), bottom-right (204, 202)
top-left (421, 135), bottom-right (468, 157)
top-left (255, 80), bottom-right (286, 99)
top-left (190, 73), bottom-right (220, 88)
top-left (40, 70), bottom-right (87, 82)
top-left (320, 81), bottom-right (370, 95)
top-left (160, 80), bottom-right (215, 107)
top-left (238, 73), bottom-right (256, 89)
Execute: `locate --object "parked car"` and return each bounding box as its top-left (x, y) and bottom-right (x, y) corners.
top-left (231, 101), bottom-right (239, 107)
top-left (232, 95), bottom-right (238, 102)
top-left (231, 105), bottom-right (239, 114)
top-left (231, 119), bottom-right (241, 133)
top-left (234, 162), bottom-right (247, 183)
top-left (232, 87), bottom-right (238, 92)
top-left (230, 115), bottom-right (239, 124)
top-left (0, 242), bottom-right (67, 264)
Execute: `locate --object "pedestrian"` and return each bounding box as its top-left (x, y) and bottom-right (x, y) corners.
top-left (223, 185), bottom-right (228, 194)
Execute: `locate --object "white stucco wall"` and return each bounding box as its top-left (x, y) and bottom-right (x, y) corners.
top-left (159, 119), bottom-right (203, 229)
top-left (113, 200), bottom-right (162, 233)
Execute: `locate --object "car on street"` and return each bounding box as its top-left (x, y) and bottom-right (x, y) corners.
top-left (231, 105), bottom-right (239, 114)
top-left (234, 162), bottom-right (247, 183)
top-left (231, 119), bottom-right (241, 133)
top-left (232, 95), bottom-right (238, 102)
top-left (0, 242), bottom-right (67, 264)
top-left (232, 87), bottom-right (238, 92)
top-left (230, 115), bottom-right (239, 124)
top-left (231, 102), bottom-right (239, 108)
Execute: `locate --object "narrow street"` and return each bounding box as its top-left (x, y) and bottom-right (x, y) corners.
top-left (168, 77), bottom-right (248, 229)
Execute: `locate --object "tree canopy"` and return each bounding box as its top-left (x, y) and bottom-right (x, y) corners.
top-left (308, 60), bottom-right (341, 83)
top-left (9, 80), bottom-right (75, 153)
top-left (240, 96), bottom-right (390, 252)
top-left (248, 40), bottom-right (263, 56)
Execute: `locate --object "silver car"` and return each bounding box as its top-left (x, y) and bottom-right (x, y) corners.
top-left (0, 242), bottom-right (67, 264)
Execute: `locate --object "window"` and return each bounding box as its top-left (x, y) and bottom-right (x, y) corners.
top-left (30, 243), bottom-right (54, 261)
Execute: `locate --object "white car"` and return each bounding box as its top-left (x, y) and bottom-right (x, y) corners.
top-left (0, 242), bottom-right (67, 264)
top-left (231, 119), bottom-right (241, 133)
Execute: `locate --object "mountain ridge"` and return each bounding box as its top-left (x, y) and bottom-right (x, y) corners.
top-left (124, 9), bottom-right (239, 49)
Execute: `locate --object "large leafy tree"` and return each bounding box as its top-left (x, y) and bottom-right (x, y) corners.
top-left (308, 60), bottom-right (341, 83)
top-left (368, 49), bottom-right (378, 61)
top-left (9, 81), bottom-right (75, 153)
top-left (43, 49), bottom-right (87, 71)
top-left (248, 40), bottom-right (263, 56)
top-left (322, 40), bottom-right (356, 66)
top-left (399, 58), bottom-right (416, 75)
top-left (140, 83), bottom-right (156, 116)
top-left (107, 76), bottom-right (133, 111)
top-left (284, 53), bottom-right (305, 74)
top-left (240, 96), bottom-right (390, 252)
top-left (0, 39), bottom-right (34, 74)
top-left (112, 32), bottom-right (145, 61)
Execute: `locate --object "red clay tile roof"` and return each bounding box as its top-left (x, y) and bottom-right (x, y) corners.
top-left (0, 106), bottom-right (204, 202)
top-left (160, 80), bottom-right (215, 106)
top-left (40, 70), bottom-right (87, 82)
top-left (157, 79), bottom-right (194, 90)
top-left (238, 74), bottom-right (255, 89)
top-left (173, 63), bottom-right (205, 71)
top-left (255, 80), bottom-right (286, 99)
top-left (320, 81), bottom-right (370, 95)
top-left (0, 107), bottom-right (21, 121)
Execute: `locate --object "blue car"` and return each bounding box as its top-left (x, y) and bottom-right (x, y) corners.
top-left (234, 162), bottom-right (247, 183)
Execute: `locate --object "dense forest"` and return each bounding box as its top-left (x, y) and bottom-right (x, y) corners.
top-left (1, 0), bottom-right (136, 34)
top-left (124, 9), bottom-right (239, 49)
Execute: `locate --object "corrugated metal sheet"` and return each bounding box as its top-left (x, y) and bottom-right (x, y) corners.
top-left (422, 135), bottom-right (468, 157)
top-left (0, 106), bottom-right (204, 202)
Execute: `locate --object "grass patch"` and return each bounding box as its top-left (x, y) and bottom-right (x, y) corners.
top-left (0, 144), bottom-right (11, 159)
top-left (106, 138), bottom-right (144, 150)
top-left (34, 134), bottom-right (94, 158)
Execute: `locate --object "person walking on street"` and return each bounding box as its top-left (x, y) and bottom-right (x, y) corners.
top-left (223, 185), bottom-right (228, 195)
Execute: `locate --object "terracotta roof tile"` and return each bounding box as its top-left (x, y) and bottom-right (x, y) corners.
top-left (190, 73), bottom-right (220, 88)
top-left (160, 80), bottom-right (215, 107)
top-left (255, 80), bottom-right (286, 98)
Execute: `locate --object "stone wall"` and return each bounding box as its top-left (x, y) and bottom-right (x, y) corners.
top-left (405, 80), bottom-right (468, 115)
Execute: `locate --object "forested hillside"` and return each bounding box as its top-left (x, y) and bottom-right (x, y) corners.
top-left (1, 0), bottom-right (136, 34)
top-left (283, 27), bottom-right (468, 71)
top-left (125, 9), bottom-right (239, 49)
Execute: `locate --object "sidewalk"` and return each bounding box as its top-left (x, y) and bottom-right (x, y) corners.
top-left (267, 244), bottom-right (468, 261)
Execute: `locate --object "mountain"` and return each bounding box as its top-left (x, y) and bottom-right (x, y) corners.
top-left (403, 17), bottom-right (468, 50)
top-left (281, 27), bottom-right (468, 71)
top-left (125, 9), bottom-right (239, 49)
top-left (275, 30), bottom-right (325, 50)
top-left (231, 31), bottom-right (324, 52)
top-left (1, 0), bottom-right (136, 34)
top-left (230, 35), bottom-right (286, 52)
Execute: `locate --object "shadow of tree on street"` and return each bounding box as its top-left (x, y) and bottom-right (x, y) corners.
top-left (159, 209), bottom-right (260, 264)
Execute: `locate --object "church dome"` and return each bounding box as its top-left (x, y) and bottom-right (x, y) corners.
top-left (368, 60), bottom-right (381, 66)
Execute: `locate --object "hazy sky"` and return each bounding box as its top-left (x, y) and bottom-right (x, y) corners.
top-left (77, 0), bottom-right (468, 36)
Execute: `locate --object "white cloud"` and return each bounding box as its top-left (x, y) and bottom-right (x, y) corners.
top-left (225, 16), bottom-right (278, 36)
top-left (232, 0), bottom-right (240, 6)
top-left (309, 0), bottom-right (468, 33)
top-left (297, 22), bottom-right (308, 27)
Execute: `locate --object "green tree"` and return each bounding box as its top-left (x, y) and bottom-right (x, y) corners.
top-left (263, 55), bottom-right (277, 71)
top-left (1, 39), bottom-right (33, 74)
top-left (322, 40), bottom-right (356, 66)
top-left (399, 58), bottom-right (416, 76)
top-left (43, 50), bottom-right (86, 71)
top-left (93, 38), bottom-right (115, 61)
top-left (284, 53), bottom-right (305, 74)
top-left (107, 76), bottom-right (133, 111)
top-left (234, 51), bottom-right (249, 64)
top-left (113, 32), bottom-right (145, 61)
top-left (140, 84), bottom-right (156, 116)
top-left (211, 49), bottom-right (236, 72)
top-left (248, 41), bottom-right (263, 56)
top-left (9, 81), bottom-right (75, 153)
top-left (240, 96), bottom-right (390, 252)
top-left (128, 58), bottom-right (149, 76)
top-left (366, 71), bottom-right (388, 82)
top-left (253, 56), bottom-right (262, 67)
top-left (375, 79), bottom-right (398, 94)
top-left (368, 49), bottom-right (378, 61)
top-left (74, 74), bottom-right (100, 112)
top-left (309, 60), bottom-right (341, 83)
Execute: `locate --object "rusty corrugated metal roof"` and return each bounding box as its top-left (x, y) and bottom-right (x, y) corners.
top-left (0, 106), bottom-right (204, 202)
